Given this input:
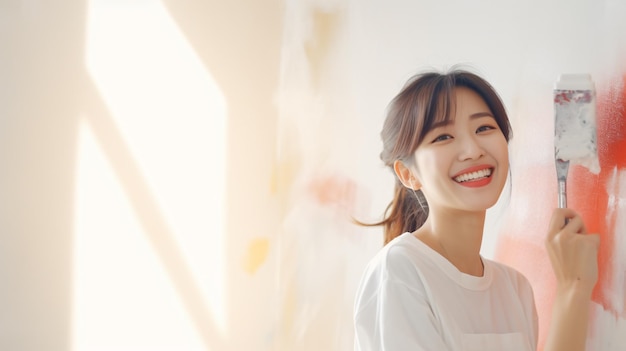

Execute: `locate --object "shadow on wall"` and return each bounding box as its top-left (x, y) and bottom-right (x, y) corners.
top-left (0, 2), bottom-right (84, 349)
top-left (1, 1), bottom-right (282, 350)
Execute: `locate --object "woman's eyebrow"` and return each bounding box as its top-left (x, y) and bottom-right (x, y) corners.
top-left (430, 119), bottom-right (453, 129)
top-left (430, 111), bottom-right (494, 129)
top-left (470, 112), bottom-right (494, 119)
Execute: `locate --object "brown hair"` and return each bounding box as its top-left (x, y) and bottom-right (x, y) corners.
top-left (371, 68), bottom-right (512, 244)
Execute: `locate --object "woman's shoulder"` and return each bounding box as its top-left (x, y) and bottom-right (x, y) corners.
top-left (355, 233), bottom-right (428, 301)
top-left (361, 233), bottom-right (430, 283)
top-left (375, 232), bottom-right (422, 265)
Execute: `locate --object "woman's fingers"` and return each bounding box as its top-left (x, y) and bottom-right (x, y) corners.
top-left (545, 208), bottom-right (599, 293)
top-left (547, 208), bottom-right (586, 238)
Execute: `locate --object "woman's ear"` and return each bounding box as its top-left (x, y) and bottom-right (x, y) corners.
top-left (393, 160), bottom-right (421, 190)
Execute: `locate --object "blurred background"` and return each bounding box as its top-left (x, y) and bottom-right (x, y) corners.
top-left (1, 0), bottom-right (625, 350)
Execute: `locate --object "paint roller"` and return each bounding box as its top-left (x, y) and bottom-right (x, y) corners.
top-left (554, 74), bottom-right (601, 209)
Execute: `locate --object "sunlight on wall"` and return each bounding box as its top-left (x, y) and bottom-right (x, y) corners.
top-left (73, 0), bottom-right (227, 349)
top-left (73, 121), bottom-right (211, 350)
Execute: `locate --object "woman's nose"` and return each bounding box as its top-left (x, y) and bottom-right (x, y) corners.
top-left (458, 135), bottom-right (485, 161)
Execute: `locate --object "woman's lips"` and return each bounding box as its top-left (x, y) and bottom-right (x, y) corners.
top-left (452, 165), bottom-right (494, 188)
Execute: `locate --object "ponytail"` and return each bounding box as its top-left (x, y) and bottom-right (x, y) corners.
top-left (358, 179), bottom-right (428, 245)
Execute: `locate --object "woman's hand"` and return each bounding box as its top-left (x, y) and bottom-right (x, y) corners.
top-left (543, 208), bottom-right (600, 351)
top-left (545, 208), bottom-right (600, 295)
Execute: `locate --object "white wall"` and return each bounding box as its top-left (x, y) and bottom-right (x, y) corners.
top-left (1, 0), bottom-right (625, 350)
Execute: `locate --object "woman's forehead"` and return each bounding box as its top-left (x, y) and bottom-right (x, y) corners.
top-left (429, 87), bottom-right (491, 126)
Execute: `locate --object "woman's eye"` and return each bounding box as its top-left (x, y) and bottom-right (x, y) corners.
top-left (432, 134), bottom-right (452, 143)
top-left (476, 125), bottom-right (497, 133)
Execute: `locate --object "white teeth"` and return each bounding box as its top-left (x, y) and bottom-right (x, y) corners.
top-left (454, 169), bottom-right (492, 183)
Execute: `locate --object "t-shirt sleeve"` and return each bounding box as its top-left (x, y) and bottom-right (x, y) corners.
top-left (353, 250), bottom-right (451, 351)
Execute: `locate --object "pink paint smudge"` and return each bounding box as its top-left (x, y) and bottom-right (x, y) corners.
top-left (496, 73), bottom-right (626, 350)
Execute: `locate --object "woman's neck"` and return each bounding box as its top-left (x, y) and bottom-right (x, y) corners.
top-left (414, 209), bottom-right (486, 276)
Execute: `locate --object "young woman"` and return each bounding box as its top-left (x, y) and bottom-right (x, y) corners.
top-left (353, 69), bottom-right (600, 351)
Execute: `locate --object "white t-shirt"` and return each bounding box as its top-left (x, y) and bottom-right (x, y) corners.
top-left (354, 232), bottom-right (538, 351)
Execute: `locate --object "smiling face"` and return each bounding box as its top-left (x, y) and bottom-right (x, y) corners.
top-left (408, 87), bottom-right (509, 213)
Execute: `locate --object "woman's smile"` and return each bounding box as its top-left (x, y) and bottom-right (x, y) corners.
top-left (454, 170), bottom-right (493, 188)
top-left (452, 165), bottom-right (494, 187)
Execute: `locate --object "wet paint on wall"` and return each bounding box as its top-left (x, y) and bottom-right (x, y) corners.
top-left (496, 74), bottom-right (626, 350)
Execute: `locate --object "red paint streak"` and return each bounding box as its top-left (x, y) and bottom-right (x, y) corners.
top-left (496, 74), bottom-right (626, 350)
top-left (576, 73), bottom-right (626, 314)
